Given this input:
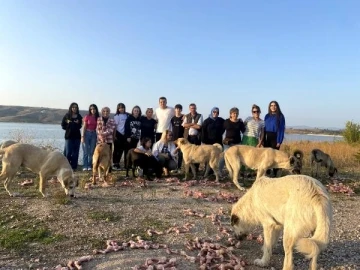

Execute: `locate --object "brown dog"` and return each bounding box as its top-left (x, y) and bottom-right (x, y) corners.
top-left (175, 138), bottom-right (223, 182)
top-left (0, 143), bottom-right (77, 197)
top-left (92, 143), bottom-right (112, 185)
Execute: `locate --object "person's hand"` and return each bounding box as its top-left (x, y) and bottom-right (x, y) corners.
top-left (127, 138), bottom-right (131, 143)
top-left (145, 152), bottom-right (152, 157)
top-left (256, 143), bottom-right (262, 148)
top-left (81, 137), bottom-right (85, 143)
top-left (66, 119), bottom-right (71, 123)
top-left (276, 143), bottom-right (281, 148)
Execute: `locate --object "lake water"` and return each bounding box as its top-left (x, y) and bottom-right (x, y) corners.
top-left (0, 122), bottom-right (343, 164)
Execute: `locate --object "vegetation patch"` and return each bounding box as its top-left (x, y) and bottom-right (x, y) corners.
top-left (87, 211), bottom-right (121, 222)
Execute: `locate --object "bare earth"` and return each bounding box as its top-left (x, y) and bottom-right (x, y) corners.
top-left (0, 169), bottom-right (359, 270)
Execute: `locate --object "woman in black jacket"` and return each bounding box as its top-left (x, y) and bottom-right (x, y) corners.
top-left (61, 102), bottom-right (82, 170)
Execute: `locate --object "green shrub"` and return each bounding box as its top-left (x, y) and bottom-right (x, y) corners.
top-left (342, 121), bottom-right (360, 144)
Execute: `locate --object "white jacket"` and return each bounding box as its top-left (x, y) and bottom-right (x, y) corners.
top-left (152, 140), bottom-right (178, 162)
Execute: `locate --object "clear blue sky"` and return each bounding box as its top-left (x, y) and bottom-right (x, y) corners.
top-left (1, 0), bottom-right (359, 128)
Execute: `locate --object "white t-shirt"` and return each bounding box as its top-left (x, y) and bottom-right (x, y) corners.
top-left (244, 117), bottom-right (264, 139)
top-left (114, 113), bottom-right (128, 134)
top-left (154, 107), bottom-right (175, 133)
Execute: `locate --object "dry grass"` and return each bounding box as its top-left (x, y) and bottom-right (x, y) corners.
top-left (282, 141), bottom-right (360, 169)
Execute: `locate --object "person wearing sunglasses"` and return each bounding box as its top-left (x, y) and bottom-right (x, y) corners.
top-left (241, 104), bottom-right (265, 177)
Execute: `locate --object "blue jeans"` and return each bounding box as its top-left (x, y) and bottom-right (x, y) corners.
top-left (65, 139), bottom-right (81, 170)
top-left (82, 130), bottom-right (97, 169)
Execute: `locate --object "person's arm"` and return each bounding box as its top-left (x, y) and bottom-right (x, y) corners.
top-left (239, 119), bottom-right (246, 134)
top-left (192, 114), bottom-right (203, 130)
top-left (61, 114), bottom-right (69, 130)
top-left (182, 116), bottom-right (193, 128)
top-left (81, 116), bottom-right (87, 143)
top-left (124, 118), bottom-right (131, 139)
top-left (201, 118), bottom-right (208, 144)
top-left (277, 115), bottom-right (286, 146)
top-left (257, 122), bottom-right (265, 147)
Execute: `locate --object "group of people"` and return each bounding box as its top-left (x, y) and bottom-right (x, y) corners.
top-left (60, 97), bottom-right (285, 178)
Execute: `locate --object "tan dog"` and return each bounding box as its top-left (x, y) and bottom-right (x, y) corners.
top-left (0, 140), bottom-right (18, 149)
top-left (231, 175), bottom-right (332, 270)
top-left (224, 145), bottom-right (303, 190)
top-left (92, 143), bottom-right (112, 185)
top-left (310, 149), bottom-right (337, 177)
top-left (175, 138), bottom-right (223, 182)
top-left (0, 143), bottom-right (77, 197)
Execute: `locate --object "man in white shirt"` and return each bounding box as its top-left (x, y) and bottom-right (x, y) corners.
top-left (153, 96), bottom-right (175, 141)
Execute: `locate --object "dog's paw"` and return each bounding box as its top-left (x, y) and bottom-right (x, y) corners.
top-left (254, 258), bottom-right (269, 267)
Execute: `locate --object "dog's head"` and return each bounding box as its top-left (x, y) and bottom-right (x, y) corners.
top-left (174, 138), bottom-right (189, 147)
top-left (329, 167), bottom-right (338, 177)
top-left (59, 168), bottom-right (78, 197)
top-left (230, 214), bottom-right (251, 241)
top-left (290, 150), bottom-right (303, 174)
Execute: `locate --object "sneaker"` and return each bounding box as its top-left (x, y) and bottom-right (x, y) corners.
top-left (112, 164), bottom-right (120, 171)
top-left (170, 169), bottom-right (179, 174)
top-left (82, 168), bottom-right (88, 171)
top-left (136, 167), bottom-right (143, 177)
top-left (87, 168), bottom-right (92, 171)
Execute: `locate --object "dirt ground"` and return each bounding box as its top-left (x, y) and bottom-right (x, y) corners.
top-left (0, 168), bottom-right (359, 270)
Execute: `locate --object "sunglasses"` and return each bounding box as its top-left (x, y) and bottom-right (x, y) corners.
top-left (252, 111), bottom-right (259, 113)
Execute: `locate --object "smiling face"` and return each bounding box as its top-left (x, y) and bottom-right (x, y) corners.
top-left (159, 98), bottom-right (167, 109)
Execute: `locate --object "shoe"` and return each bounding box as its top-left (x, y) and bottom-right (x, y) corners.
top-left (137, 167), bottom-right (143, 177)
top-left (82, 168), bottom-right (88, 171)
top-left (112, 165), bottom-right (120, 171)
top-left (87, 168), bottom-right (92, 171)
top-left (170, 169), bottom-right (179, 174)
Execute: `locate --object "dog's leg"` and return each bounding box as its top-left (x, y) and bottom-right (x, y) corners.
top-left (209, 159), bottom-right (220, 182)
top-left (282, 228), bottom-right (295, 270)
top-left (39, 172), bottom-right (47, 197)
top-left (254, 225), bottom-right (276, 267)
top-left (1, 173), bottom-right (14, 197)
top-left (190, 164), bottom-right (197, 180)
top-left (183, 163), bottom-right (190, 180)
top-left (232, 161), bottom-right (245, 191)
top-left (203, 162), bottom-right (210, 179)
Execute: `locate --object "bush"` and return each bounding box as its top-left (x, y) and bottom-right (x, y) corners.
top-left (342, 121), bottom-right (360, 144)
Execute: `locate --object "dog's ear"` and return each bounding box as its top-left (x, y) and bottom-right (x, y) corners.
top-left (289, 156), bottom-right (295, 165)
top-left (230, 214), bottom-right (239, 226)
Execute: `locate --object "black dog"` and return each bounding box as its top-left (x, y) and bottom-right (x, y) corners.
top-left (126, 148), bottom-right (162, 180)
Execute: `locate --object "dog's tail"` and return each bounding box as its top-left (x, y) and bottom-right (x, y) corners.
top-left (295, 186), bottom-right (332, 259)
top-left (224, 152), bottom-right (233, 178)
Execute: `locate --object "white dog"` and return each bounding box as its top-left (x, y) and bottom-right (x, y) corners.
top-left (231, 175), bottom-right (332, 270)
top-left (224, 145), bottom-right (303, 190)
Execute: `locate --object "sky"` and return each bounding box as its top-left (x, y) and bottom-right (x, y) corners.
top-left (0, 0), bottom-right (359, 129)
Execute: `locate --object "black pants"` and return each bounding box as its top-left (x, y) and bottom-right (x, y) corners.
top-left (155, 133), bottom-right (162, 142)
top-left (187, 135), bottom-right (201, 171)
top-left (113, 131), bottom-right (127, 167)
top-left (264, 131), bottom-right (280, 176)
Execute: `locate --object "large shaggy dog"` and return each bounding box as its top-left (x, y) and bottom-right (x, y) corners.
top-left (224, 145), bottom-right (303, 190)
top-left (0, 143), bottom-right (77, 197)
top-left (175, 138), bottom-right (223, 182)
top-left (310, 149), bottom-right (337, 177)
top-left (231, 175), bottom-right (332, 270)
top-left (92, 143), bottom-right (112, 185)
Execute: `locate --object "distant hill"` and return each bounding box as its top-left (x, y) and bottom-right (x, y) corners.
top-left (0, 105), bottom-right (90, 124)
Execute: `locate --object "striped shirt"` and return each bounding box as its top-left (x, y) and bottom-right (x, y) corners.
top-left (243, 117), bottom-right (265, 139)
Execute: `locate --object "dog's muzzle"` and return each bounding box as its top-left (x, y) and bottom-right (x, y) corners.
top-left (234, 233), bottom-right (247, 241)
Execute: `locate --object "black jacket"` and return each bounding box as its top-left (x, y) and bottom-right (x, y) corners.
top-left (61, 113), bottom-right (83, 139)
